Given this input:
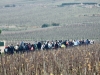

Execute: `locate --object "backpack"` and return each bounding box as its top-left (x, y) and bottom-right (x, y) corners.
top-left (31, 47), bottom-right (34, 50)
top-left (15, 45), bottom-right (19, 50)
top-left (4, 48), bottom-right (8, 52)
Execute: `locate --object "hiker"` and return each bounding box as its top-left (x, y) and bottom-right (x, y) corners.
top-left (48, 41), bottom-right (52, 49)
top-left (68, 40), bottom-right (74, 46)
top-left (73, 40), bottom-right (80, 46)
top-left (37, 42), bottom-right (41, 50)
top-left (51, 41), bottom-right (55, 49)
top-left (14, 44), bottom-right (19, 53)
top-left (41, 43), bottom-right (45, 50)
top-left (90, 40), bottom-right (94, 44)
top-left (45, 41), bottom-right (49, 50)
top-left (0, 49), bottom-right (1, 54)
top-left (55, 41), bottom-right (59, 49)
top-left (4, 46), bottom-right (8, 54)
top-left (30, 44), bottom-right (35, 51)
top-left (85, 39), bottom-right (90, 45)
top-left (9, 44), bottom-right (15, 54)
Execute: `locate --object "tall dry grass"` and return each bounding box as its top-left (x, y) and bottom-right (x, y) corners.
top-left (0, 43), bottom-right (100, 75)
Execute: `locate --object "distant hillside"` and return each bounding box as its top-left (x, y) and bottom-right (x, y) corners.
top-left (0, 0), bottom-right (100, 27)
top-left (0, 0), bottom-right (100, 43)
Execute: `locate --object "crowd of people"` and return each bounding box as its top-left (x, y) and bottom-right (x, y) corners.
top-left (4, 39), bottom-right (94, 54)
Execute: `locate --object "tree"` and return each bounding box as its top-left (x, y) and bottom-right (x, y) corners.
top-left (41, 24), bottom-right (49, 28)
top-left (0, 30), bottom-right (1, 34)
top-left (52, 23), bottom-right (59, 26)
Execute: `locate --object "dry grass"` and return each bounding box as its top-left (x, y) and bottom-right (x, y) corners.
top-left (0, 43), bottom-right (100, 75)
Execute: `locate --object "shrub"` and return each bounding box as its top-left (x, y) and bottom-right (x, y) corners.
top-left (52, 23), bottom-right (59, 26)
top-left (5, 5), bottom-right (10, 7)
top-left (41, 24), bottom-right (49, 28)
top-left (5, 4), bottom-right (16, 7)
top-left (12, 4), bottom-right (16, 7)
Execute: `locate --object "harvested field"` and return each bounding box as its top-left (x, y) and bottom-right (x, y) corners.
top-left (0, 43), bottom-right (100, 75)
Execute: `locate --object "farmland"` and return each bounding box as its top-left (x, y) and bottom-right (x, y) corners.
top-left (0, 0), bottom-right (100, 75)
top-left (0, 0), bottom-right (100, 43)
top-left (0, 43), bottom-right (100, 75)
top-left (0, 24), bottom-right (100, 44)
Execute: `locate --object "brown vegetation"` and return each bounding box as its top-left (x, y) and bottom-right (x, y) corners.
top-left (0, 43), bottom-right (100, 75)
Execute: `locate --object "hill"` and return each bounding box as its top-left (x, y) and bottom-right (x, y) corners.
top-left (0, 0), bottom-right (100, 27)
top-left (0, 0), bottom-right (100, 42)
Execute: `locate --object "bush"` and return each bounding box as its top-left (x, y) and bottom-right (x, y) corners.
top-left (12, 4), bottom-right (16, 7)
top-left (41, 24), bottom-right (49, 28)
top-left (52, 23), bottom-right (59, 26)
top-left (5, 5), bottom-right (10, 7)
top-left (5, 4), bottom-right (16, 7)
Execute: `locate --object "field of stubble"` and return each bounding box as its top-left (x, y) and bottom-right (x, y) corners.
top-left (0, 43), bottom-right (100, 75)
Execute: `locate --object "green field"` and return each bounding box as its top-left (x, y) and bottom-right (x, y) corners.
top-left (0, 0), bottom-right (100, 43)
